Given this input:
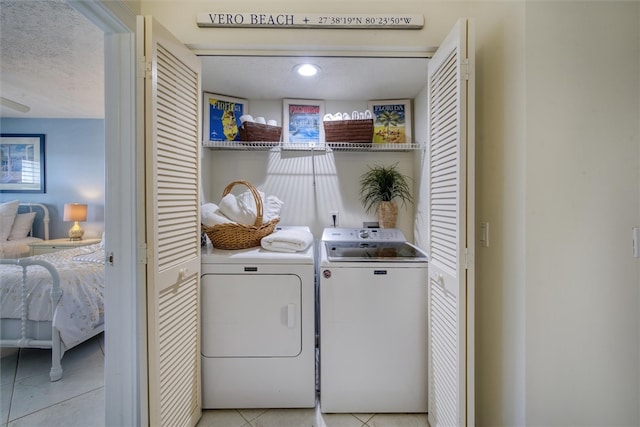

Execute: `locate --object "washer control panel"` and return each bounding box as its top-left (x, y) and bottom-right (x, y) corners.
top-left (321, 228), bottom-right (406, 243)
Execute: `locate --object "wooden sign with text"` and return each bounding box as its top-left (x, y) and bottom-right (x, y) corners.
top-left (197, 13), bottom-right (424, 29)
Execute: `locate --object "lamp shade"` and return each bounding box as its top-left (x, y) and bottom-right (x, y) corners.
top-left (63, 203), bottom-right (87, 222)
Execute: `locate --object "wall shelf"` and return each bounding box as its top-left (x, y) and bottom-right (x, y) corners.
top-left (326, 142), bottom-right (422, 152)
top-left (203, 141), bottom-right (423, 152)
top-left (203, 141), bottom-right (280, 151)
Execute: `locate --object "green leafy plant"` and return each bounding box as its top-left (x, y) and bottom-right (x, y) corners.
top-left (359, 163), bottom-right (414, 213)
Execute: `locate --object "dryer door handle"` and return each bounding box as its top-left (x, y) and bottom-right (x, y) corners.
top-left (287, 303), bottom-right (296, 328)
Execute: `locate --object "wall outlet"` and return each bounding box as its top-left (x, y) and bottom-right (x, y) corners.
top-left (330, 211), bottom-right (339, 227)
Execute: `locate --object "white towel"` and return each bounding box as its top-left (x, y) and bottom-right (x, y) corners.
top-left (237, 190), bottom-right (284, 222)
top-left (219, 190), bottom-right (284, 225)
top-left (201, 203), bottom-right (233, 227)
top-left (261, 229), bottom-right (314, 253)
top-left (218, 194), bottom-right (256, 225)
top-left (264, 195), bottom-right (284, 221)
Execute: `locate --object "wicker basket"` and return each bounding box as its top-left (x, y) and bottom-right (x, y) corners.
top-left (324, 119), bottom-right (374, 143)
top-left (239, 122), bottom-right (282, 142)
top-left (202, 180), bottom-right (279, 250)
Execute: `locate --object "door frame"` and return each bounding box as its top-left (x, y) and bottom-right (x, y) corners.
top-left (67, 2), bottom-right (146, 426)
top-left (69, 3), bottom-right (466, 425)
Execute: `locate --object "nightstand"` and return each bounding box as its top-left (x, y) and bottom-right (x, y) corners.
top-left (29, 238), bottom-right (102, 256)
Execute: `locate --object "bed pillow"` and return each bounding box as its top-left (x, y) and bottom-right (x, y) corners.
top-left (8, 211), bottom-right (37, 240)
top-left (0, 200), bottom-right (20, 241)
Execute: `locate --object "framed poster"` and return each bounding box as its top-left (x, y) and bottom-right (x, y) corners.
top-left (203, 92), bottom-right (248, 142)
top-left (282, 99), bottom-right (325, 148)
top-left (0, 134), bottom-right (45, 193)
top-left (368, 99), bottom-right (412, 144)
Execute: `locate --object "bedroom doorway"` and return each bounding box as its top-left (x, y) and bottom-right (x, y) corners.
top-left (0, 1), bottom-right (109, 424)
top-left (68, 1), bottom-right (143, 426)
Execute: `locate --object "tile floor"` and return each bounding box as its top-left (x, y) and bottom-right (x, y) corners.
top-left (1, 336), bottom-right (428, 427)
top-left (1, 333), bottom-right (105, 427)
top-left (197, 407), bottom-right (429, 427)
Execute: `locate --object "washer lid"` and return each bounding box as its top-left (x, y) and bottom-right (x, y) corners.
top-left (325, 241), bottom-right (428, 262)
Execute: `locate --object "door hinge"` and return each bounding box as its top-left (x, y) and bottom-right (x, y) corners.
top-left (138, 243), bottom-right (148, 265)
top-left (464, 247), bottom-right (473, 270)
top-left (461, 59), bottom-right (470, 81)
top-left (137, 55), bottom-right (150, 79)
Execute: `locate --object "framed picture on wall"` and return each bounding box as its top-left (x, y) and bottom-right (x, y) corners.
top-left (368, 99), bottom-right (412, 144)
top-left (282, 99), bottom-right (325, 149)
top-left (203, 92), bottom-right (248, 142)
top-left (0, 134), bottom-right (46, 193)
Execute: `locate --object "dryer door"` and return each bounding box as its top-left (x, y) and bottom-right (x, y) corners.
top-left (201, 273), bottom-right (302, 357)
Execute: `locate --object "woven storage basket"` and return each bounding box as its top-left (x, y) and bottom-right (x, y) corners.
top-left (239, 122), bottom-right (282, 142)
top-left (324, 119), bottom-right (374, 143)
top-left (202, 180), bottom-right (279, 250)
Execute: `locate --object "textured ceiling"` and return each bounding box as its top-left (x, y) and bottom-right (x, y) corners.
top-left (201, 56), bottom-right (429, 101)
top-left (0, 1), bottom-right (429, 119)
top-left (0, 0), bottom-right (104, 119)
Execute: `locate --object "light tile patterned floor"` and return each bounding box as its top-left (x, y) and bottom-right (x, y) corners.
top-left (197, 406), bottom-right (429, 427)
top-left (2, 335), bottom-right (428, 427)
top-left (1, 334), bottom-right (105, 427)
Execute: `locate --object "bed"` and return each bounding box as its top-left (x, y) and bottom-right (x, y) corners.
top-left (0, 201), bottom-right (50, 259)
top-left (0, 241), bottom-right (104, 381)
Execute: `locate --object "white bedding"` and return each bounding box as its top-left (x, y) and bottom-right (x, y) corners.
top-left (0, 237), bottom-right (43, 259)
top-left (0, 243), bottom-right (104, 348)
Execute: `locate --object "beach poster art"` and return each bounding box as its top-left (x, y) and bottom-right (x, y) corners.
top-left (287, 104), bottom-right (321, 143)
top-left (369, 99), bottom-right (412, 144)
top-left (205, 94), bottom-right (246, 142)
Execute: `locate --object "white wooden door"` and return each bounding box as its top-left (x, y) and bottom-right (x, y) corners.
top-left (141, 16), bottom-right (202, 427)
top-left (427, 18), bottom-right (475, 427)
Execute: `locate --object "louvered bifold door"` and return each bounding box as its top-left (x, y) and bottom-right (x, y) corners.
top-left (142, 16), bottom-right (202, 427)
top-left (427, 18), bottom-right (475, 427)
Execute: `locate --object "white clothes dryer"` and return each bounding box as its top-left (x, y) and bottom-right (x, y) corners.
top-left (201, 226), bottom-right (315, 409)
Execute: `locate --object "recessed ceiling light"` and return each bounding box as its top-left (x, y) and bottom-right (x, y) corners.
top-left (295, 63), bottom-right (320, 77)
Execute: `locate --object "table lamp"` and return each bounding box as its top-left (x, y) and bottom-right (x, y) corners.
top-left (63, 203), bottom-right (87, 241)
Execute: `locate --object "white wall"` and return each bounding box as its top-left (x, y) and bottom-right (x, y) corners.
top-left (469, 3), bottom-right (527, 425)
top-left (141, 1), bottom-right (640, 426)
top-left (525, 2), bottom-right (640, 425)
top-left (202, 147), bottom-right (417, 237)
top-left (141, 0), bottom-right (470, 56)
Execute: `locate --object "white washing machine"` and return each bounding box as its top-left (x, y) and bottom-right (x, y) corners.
top-left (319, 228), bottom-right (429, 413)
top-left (201, 226), bottom-right (315, 409)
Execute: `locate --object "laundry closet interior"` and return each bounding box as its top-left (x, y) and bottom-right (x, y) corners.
top-left (194, 17), bottom-right (472, 421)
top-left (199, 55), bottom-right (429, 239)
top-left (198, 54), bottom-right (433, 411)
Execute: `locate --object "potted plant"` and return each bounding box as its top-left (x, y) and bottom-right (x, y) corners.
top-left (359, 163), bottom-right (413, 228)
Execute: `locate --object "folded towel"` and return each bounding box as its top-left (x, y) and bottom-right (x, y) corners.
top-left (261, 229), bottom-right (314, 253)
top-left (201, 203), bottom-right (233, 227)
